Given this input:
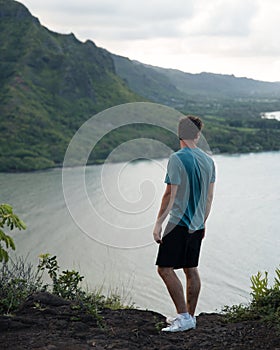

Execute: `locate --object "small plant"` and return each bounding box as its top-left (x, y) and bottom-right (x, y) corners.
top-left (250, 271), bottom-right (269, 303)
top-left (38, 254), bottom-right (85, 300)
top-left (37, 254), bottom-right (122, 328)
top-left (78, 293), bottom-right (105, 328)
top-left (153, 316), bottom-right (165, 333)
top-left (33, 301), bottom-right (46, 311)
top-left (275, 268), bottom-right (280, 287)
top-left (70, 316), bottom-right (81, 322)
top-left (222, 303), bottom-right (253, 322)
top-left (0, 256), bottom-right (44, 314)
top-left (0, 203), bottom-right (26, 262)
top-left (223, 266), bottom-right (280, 328)
top-left (103, 292), bottom-right (133, 310)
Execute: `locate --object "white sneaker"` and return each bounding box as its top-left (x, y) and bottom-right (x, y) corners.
top-left (162, 314), bottom-right (196, 332)
top-left (165, 316), bottom-right (176, 324)
top-left (166, 314), bottom-right (196, 327)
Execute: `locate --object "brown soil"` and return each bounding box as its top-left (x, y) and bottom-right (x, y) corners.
top-left (0, 292), bottom-right (279, 350)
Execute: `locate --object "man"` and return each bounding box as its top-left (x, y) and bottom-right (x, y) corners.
top-left (153, 115), bottom-right (215, 332)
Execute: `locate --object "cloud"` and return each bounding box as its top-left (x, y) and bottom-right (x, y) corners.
top-left (176, 0), bottom-right (280, 58)
top-left (22, 0), bottom-right (195, 40)
top-left (249, 0), bottom-right (280, 56)
top-left (18, 0), bottom-right (280, 81)
top-left (181, 0), bottom-right (258, 37)
top-left (45, 0), bottom-right (194, 21)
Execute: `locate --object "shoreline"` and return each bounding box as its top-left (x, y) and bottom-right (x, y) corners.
top-left (1, 149), bottom-right (280, 174)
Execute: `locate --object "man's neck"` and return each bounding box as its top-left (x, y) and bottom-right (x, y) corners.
top-left (180, 139), bottom-right (197, 149)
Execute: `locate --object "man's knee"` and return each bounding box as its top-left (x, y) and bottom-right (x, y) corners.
top-left (183, 267), bottom-right (199, 279)
top-left (157, 266), bottom-right (173, 279)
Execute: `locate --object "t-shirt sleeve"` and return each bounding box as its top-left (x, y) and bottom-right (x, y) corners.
top-left (164, 154), bottom-right (182, 185)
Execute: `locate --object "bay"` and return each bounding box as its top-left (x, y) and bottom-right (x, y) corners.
top-left (261, 110), bottom-right (280, 121)
top-left (0, 151), bottom-right (279, 317)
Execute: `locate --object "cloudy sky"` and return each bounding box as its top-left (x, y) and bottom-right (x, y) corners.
top-left (19, 0), bottom-right (280, 82)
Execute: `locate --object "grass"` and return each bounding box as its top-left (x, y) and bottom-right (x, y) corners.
top-left (0, 256), bottom-right (43, 314)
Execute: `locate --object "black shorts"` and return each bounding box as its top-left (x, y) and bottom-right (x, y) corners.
top-left (155, 222), bottom-right (204, 269)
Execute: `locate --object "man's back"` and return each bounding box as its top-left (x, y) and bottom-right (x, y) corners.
top-left (166, 147), bottom-right (215, 231)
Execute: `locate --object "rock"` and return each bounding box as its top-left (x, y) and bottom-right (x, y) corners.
top-left (23, 292), bottom-right (71, 308)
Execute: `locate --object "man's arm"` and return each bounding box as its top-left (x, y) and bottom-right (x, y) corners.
top-left (153, 184), bottom-right (178, 244)
top-left (204, 182), bottom-right (215, 223)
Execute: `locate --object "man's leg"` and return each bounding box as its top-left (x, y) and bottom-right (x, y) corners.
top-left (157, 266), bottom-right (187, 314)
top-left (183, 267), bottom-right (201, 316)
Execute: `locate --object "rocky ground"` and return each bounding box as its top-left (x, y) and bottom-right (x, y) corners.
top-left (0, 292), bottom-right (279, 350)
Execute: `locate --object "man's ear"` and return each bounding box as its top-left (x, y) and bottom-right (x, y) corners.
top-left (194, 132), bottom-right (201, 143)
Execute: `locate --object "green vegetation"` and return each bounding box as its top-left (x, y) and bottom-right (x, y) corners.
top-left (153, 315), bottom-right (165, 333)
top-left (0, 253), bottom-right (134, 326)
top-left (90, 114), bottom-right (280, 160)
top-left (37, 254), bottom-right (134, 325)
top-left (0, 256), bottom-right (43, 314)
top-left (38, 253), bottom-right (84, 300)
top-left (202, 114), bottom-right (280, 153)
top-left (223, 267), bottom-right (280, 329)
top-left (0, 204), bottom-right (26, 262)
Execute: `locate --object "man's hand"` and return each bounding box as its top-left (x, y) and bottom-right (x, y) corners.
top-left (202, 225), bottom-right (206, 239)
top-left (153, 222), bottom-right (163, 244)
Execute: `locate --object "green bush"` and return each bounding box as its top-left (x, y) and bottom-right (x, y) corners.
top-left (223, 266), bottom-right (280, 328)
top-left (38, 253), bottom-right (85, 300)
top-left (0, 203), bottom-right (26, 262)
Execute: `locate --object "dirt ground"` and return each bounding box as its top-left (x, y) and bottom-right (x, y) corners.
top-left (0, 292), bottom-right (279, 350)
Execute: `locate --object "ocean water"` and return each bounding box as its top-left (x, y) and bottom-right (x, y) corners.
top-left (1, 151), bottom-right (279, 316)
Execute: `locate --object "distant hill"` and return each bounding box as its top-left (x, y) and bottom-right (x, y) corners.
top-left (112, 55), bottom-right (280, 111)
top-left (153, 67), bottom-right (280, 98)
top-left (0, 0), bottom-right (142, 171)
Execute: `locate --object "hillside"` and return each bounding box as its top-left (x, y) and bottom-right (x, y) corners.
top-left (112, 54), bottom-right (186, 108)
top-left (0, 0), bottom-right (143, 171)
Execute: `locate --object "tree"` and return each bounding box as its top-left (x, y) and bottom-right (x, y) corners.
top-left (0, 204), bottom-right (26, 262)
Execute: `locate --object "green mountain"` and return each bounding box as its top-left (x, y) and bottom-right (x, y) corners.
top-left (0, 0), bottom-right (143, 171)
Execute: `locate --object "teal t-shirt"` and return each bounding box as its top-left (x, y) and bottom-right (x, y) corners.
top-left (165, 147), bottom-right (216, 231)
